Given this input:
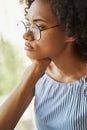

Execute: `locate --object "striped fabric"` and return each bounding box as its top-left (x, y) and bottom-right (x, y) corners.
top-left (34, 73), bottom-right (87, 130)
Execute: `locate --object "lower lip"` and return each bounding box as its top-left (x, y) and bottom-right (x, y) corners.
top-left (24, 45), bottom-right (34, 51)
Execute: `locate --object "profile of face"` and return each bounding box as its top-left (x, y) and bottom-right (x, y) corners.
top-left (23, 0), bottom-right (68, 60)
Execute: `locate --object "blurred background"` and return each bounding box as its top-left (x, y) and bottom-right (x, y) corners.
top-left (0, 0), bottom-right (36, 129)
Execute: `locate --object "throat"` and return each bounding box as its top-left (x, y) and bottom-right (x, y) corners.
top-left (46, 61), bottom-right (87, 83)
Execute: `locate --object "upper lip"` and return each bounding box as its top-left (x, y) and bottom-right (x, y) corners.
top-left (25, 41), bottom-right (34, 49)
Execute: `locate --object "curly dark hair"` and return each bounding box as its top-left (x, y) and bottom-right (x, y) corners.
top-left (22, 0), bottom-right (87, 61)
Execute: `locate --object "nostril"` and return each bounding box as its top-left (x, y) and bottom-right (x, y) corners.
top-left (23, 31), bottom-right (34, 41)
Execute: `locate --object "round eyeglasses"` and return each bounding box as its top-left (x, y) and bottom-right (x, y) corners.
top-left (17, 21), bottom-right (61, 41)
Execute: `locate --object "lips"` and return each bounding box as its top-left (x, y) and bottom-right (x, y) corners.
top-left (24, 41), bottom-right (34, 51)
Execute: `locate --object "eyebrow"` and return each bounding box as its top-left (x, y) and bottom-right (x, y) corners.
top-left (32, 18), bottom-right (47, 23)
top-left (26, 15), bottom-right (48, 23)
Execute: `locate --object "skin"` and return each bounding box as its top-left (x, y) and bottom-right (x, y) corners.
top-left (23, 0), bottom-right (87, 82)
top-left (0, 59), bottom-right (50, 130)
top-left (24, 0), bottom-right (67, 60)
top-left (0, 0), bottom-right (87, 130)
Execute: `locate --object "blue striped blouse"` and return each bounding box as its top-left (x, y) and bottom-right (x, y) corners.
top-left (34, 73), bottom-right (87, 130)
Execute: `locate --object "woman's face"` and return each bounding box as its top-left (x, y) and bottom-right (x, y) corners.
top-left (23, 0), bottom-right (67, 60)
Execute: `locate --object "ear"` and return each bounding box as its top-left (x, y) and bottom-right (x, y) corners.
top-left (65, 36), bottom-right (76, 43)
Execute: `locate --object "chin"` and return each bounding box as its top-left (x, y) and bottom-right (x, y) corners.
top-left (26, 52), bottom-right (41, 60)
top-left (26, 52), bottom-right (48, 60)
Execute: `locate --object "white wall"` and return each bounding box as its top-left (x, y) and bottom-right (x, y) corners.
top-left (0, 0), bottom-right (32, 65)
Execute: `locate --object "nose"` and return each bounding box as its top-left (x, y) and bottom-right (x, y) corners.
top-left (23, 31), bottom-right (34, 41)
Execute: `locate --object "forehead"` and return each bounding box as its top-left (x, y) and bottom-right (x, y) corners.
top-left (27, 0), bottom-right (58, 24)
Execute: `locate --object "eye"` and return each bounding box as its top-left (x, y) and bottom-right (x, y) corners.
top-left (38, 25), bottom-right (46, 31)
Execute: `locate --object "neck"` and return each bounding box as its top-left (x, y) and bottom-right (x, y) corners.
top-left (49, 43), bottom-right (87, 82)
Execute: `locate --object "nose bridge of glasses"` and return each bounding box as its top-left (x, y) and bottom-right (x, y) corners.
top-left (25, 23), bottom-right (30, 32)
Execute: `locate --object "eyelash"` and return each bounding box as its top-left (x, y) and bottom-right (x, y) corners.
top-left (38, 25), bottom-right (46, 31)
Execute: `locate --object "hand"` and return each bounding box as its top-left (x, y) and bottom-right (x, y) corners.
top-left (31, 58), bottom-right (51, 77)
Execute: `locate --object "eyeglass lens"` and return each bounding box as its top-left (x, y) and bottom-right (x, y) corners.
top-left (29, 24), bottom-right (41, 40)
top-left (17, 21), bottom-right (41, 40)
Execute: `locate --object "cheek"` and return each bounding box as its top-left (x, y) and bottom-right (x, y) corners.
top-left (42, 29), bottom-right (65, 46)
top-left (39, 31), bottom-right (66, 56)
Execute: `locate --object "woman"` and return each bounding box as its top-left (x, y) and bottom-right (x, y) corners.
top-left (0, 0), bottom-right (87, 130)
